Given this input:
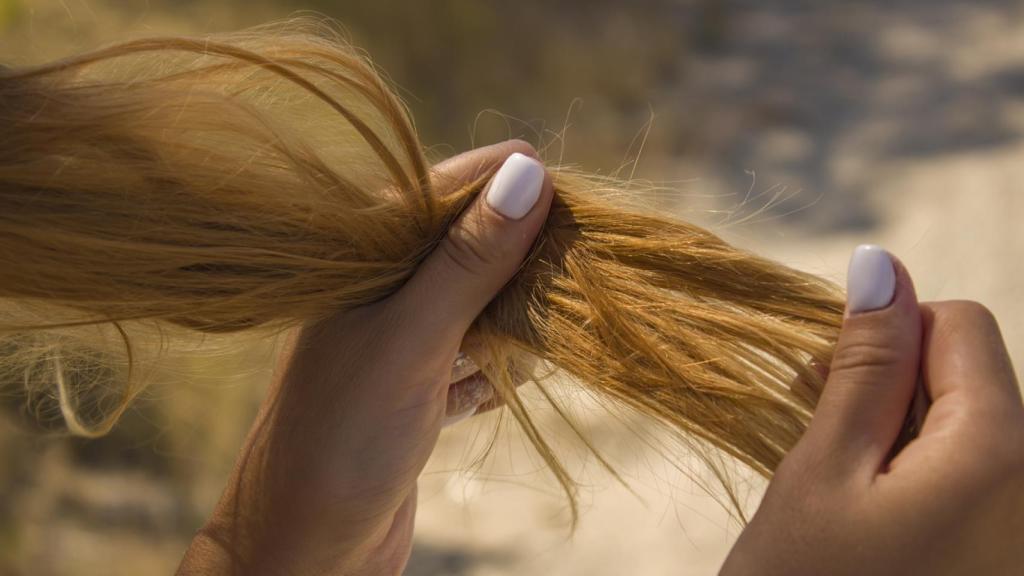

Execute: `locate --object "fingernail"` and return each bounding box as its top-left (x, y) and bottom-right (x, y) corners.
top-left (847, 244), bottom-right (896, 314)
top-left (442, 405), bottom-right (478, 428)
top-left (485, 152), bottom-right (545, 219)
top-left (450, 351), bottom-right (479, 383)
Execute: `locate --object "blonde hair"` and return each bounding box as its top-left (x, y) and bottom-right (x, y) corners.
top-left (0, 21), bottom-right (843, 522)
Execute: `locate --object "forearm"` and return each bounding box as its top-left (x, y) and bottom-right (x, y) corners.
top-left (177, 513), bottom-right (405, 576)
top-left (177, 355), bottom-right (409, 575)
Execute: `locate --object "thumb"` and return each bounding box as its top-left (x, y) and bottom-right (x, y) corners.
top-left (393, 150), bottom-right (553, 343)
top-left (805, 245), bottom-right (923, 473)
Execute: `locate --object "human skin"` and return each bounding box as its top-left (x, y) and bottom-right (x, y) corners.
top-left (177, 140), bottom-right (553, 575)
top-left (177, 142), bottom-right (1024, 575)
top-left (722, 256), bottom-right (1024, 575)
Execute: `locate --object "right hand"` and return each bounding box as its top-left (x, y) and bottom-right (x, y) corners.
top-left (722, 246), bottom-right (1024, 575)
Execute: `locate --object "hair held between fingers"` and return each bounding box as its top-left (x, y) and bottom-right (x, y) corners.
top-left (0, 19), bottom-right (845, 524)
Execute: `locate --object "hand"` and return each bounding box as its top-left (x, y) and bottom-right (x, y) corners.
top-left (178, 140), bottom-right (554, 575)
top-left (722, 246), bottom-right (1024, 575)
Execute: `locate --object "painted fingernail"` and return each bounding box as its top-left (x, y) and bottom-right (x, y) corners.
top-left (450, 351), bottom-right (479, 383)
top-left (442, 405), bottom-right (478, 428)
top-left (846, 244), bottom-right (896, 314)
top-left (485, 152), bottom-right (545, 220)
top-left (446, 373), bottom-right (494, 416)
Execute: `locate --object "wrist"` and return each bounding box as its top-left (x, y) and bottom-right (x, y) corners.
top-left (177, 524), bottom-right (243, 576)
top-left (181, 496), bottom-right (405, 576)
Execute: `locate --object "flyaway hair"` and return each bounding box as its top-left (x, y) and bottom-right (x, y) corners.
top-left (0, 21), bottom-right (844, 522)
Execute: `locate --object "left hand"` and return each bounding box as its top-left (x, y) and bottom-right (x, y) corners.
top-left (178, 140), bottom-right (553, 575)
top-left (721, 249), bottom-right (1024, 575)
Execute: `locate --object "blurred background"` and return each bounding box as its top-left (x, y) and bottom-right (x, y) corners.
top-left (1, 1), bottom-right (1023, 574)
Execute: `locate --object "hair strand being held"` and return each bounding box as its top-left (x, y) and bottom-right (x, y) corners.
top-left (0, 19), bottom-right (846, 525)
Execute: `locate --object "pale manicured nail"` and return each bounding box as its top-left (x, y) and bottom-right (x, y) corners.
top-left (449, 351), bottom-right (479, 384)
top-left (442, 405), bottom-right (478, 428)
top-left (485, 152), bottom-right (544, 219)
top-left (847, 244), bottom-right (896, 313)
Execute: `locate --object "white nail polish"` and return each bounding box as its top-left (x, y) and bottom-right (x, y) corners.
top-left (847, 244), bottom-right (896, 313)
top-left (442, 405), bottom-right (478, 428)
top-left (485, 153), bottom-right (545, 219)
top-left (450, 351), bottom-right (479, 383)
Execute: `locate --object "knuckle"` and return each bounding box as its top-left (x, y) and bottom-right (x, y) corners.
top-left (439, 222), bottom-right (500, 276)
top-left (829, 337), bottom-right (905, 377)
top-left (928, 300), bottom-right (1003, 353)
top-left (504, 139), bottom-right (539, 159)
top-left (943, 300), bottom-right (999, 329)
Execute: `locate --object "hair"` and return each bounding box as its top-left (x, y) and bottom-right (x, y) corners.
top-left (0, 20), bottom-right (843, 524)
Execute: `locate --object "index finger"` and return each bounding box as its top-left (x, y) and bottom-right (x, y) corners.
top-left (920, 300), bottom-right (1022, 410)
top-left (430, 139), bottom-right (540, 197)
